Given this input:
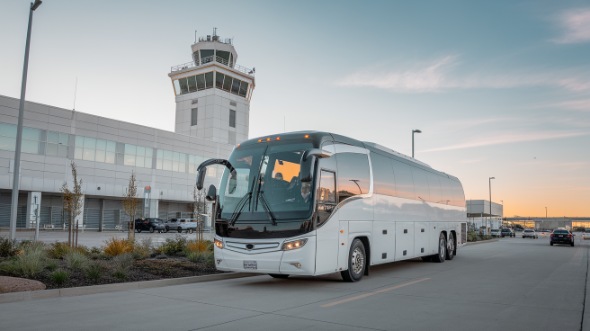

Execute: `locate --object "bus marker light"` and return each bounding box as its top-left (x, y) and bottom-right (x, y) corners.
top-left (289, 262), bottom-right (302, 269)
top-left (214, 238), bottom-right (224, 249)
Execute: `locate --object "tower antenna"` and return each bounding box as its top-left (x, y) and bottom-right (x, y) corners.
top-left (194, 30), bottom-right (197, 43)
top-left (73, 77), bottom-right (78, 110)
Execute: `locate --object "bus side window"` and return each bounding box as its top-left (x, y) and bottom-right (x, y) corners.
top-left (316, 170), bottom-right (336, 227)
top-left (335, 153), bottom-right (370, 203)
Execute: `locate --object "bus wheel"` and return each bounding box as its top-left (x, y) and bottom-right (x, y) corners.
top-left (341, 239), bottom-right (366, 282)
top-left (432, 233), bottom-right (446, 263)
top-left (446, 232), bottom-right (455, 261)
top-left (269, 274), bottom-right (289, 279)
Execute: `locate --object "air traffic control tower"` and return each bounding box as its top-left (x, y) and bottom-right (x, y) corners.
top-left (169, 29), bottom-right (255, 145)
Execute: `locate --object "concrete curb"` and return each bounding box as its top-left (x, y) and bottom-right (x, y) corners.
top-left (465, 238), bottom-right (499, 245)
top-left (0, 272), bottom-right (255, 304)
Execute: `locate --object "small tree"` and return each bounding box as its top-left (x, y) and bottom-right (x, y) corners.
top-left (61, 161), bottom-right (83, 248)
top-left (122, 171), bottom-right (138, 242)
top-left (193, 186), bottom-right (207, 241)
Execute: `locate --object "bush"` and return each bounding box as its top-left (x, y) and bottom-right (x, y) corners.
top-left (158, 236), bottom-right (188, 256)
top-left (186, 250), bottom-right (214, 267)
top-left (47, 242), bottom-right (71, 259)
top-left (85, 261), bottom-right (104, 283)
top-left (51, 269), bottom-right (70, 286)
top-left (133, 238), bottom-right (153, 260)
top-left (11, 242), bottom-right (47, 278)
top-left (185, 240), bottom-right (211, 253)
top-left (0, 237), bottom-right (19, 257)
top-left (64, 250), bottom-right (89, 271)
top-left (104, 238), bottom-right (134, 257)
top-left (45, 260), bottom-right (59, 272)
top-left (111, 253), bottom-right (134, 280)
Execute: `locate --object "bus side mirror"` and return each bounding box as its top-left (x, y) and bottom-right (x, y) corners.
top-left (206, 184), bottom-right (217, 202)
top-left (300, 148), bottom-right (332, 182)
top-left (196, 167), bottom-right (207, 190)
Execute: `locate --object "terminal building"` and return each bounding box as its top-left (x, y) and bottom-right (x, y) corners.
top-left (0, 30), bottom-right (255, 231)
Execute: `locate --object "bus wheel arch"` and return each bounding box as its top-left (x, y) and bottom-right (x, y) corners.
top-left (341, 237), bottom-right (369, 282)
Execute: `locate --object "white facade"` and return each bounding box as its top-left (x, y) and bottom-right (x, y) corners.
top-left (0, 31), bottom-right (255, 230)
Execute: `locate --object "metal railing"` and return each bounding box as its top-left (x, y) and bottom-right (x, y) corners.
top-left (171, 55), bottom-right (254, 76)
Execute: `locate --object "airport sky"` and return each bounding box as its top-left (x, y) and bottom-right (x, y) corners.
top-left (1, 0), bottom-right (589, 217)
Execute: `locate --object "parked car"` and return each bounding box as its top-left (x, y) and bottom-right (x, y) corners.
top-left (501, 228), bottom-right (515, 238)
top-left (491, 229), bottom-right (501, 237)
top-left (134, 218), bottom-right (166, 233)
top-left (165, 218), bottom-right (200, 233)
top-left (583, 228), bottom-right (590, 240)
top-left (550, 229), bottom-right (574, 246)
top-left (178, 218), bottom-right (201, 233)
top-left (164, 218), bottom-right (180, 233)
top-left (522, 229), bottom-right (538, 239)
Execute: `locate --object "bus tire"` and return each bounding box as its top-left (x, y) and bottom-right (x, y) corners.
top-left (446, 232), bottom-right (456, 261)
top-left (432, 233), bottom-right (446, 263)
top-left (341, 238), bottom-right (366, 282)
top-left (269, 274), bottom-right (289, 279)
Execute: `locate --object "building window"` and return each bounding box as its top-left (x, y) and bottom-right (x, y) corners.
top-left (75, 136), bottom-right (116, 163)
top-left (229, 109), bottom-right (236, 128)
top-left (46, 131), bottom-right (69, 157)
top-left (0, 123), bottom-right (17, 152)
top-left (191, 108), bottom-right (198, 126)
top-left (156, 149), bottom-right (187, 172)
top-left (122, 143), bottom-right (153, 168)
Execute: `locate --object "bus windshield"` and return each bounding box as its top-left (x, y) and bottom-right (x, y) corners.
top-left (216, 141), bottom-right (315, 238)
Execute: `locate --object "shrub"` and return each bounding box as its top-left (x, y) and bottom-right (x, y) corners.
top-left (45, 259), bottom-right (59, 272)
top-left (0, 237), bottom-right (19, 257)
top-left (185, 240), bottom-right (211, 254)
top-left (51, 269), bottom-right (70, 286)
top-left (85, 261), bottom-right (104, 283)
top-left (47, 242), bottom-right (71, 259)
top-left (111, 253), bottom-right (134, 280)
top-left (12, 242), bottom-right (47, 278)
top-left (158, 236), bottom-right (188, 256)
top-left (133, 238), bottom-right (153, 260)
top-left (64, 250), bottom-right (89, 271)
top-left (104, 238), bottom-right (133, 257)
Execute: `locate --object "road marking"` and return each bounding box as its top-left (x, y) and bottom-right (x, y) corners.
top-left (321, 278), bottom-right (430, 308)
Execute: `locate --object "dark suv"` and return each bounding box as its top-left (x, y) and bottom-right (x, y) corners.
top-left (550, 229), bottom-right (574, 246)
top-left (134, 218), bottom-right (166, 233)
top-left (501, 228), bottom-right (515, 238)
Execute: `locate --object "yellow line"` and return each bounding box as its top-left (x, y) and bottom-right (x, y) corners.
top-left (321, 278), bottom-right (430, 308)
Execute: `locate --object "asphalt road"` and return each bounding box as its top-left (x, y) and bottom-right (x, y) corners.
top-left (1, 234), bottom-right (589, 331)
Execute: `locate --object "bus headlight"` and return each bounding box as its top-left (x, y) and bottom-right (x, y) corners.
top-left (281, 238), bottom-right (308, 251)
top-left (214, 238), bottom-right (224, 249)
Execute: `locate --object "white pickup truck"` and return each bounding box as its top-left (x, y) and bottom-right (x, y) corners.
top-left (165, 218), bottom-right (201, 233)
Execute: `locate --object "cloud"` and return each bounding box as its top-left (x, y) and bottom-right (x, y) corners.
top-left (552, 8), bottom-right (590, 44)
top-left (554, 99), bottom-right (590, 111)
top-left (337, 56), bottom-right (458, 92)
top-left (422, 130), bottom-right (589, 153)
top-left (337, 55), bottom-right (590, 94)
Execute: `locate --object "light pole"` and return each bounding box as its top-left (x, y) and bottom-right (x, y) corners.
top-left (412, 129), bottom-right (421, 158)
top-left (9, 0), bottom-right (43, 240)
top-left (545, 207), bottom-right (547, 219)
top-left (488, 177), bottom-right (495, 231)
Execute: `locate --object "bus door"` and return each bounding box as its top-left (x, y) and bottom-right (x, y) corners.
top-left (314, 169), bottom-right (340, 275)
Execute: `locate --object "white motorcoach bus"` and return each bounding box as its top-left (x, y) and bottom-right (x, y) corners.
top-left (197, 131), bottom-right (467, 282)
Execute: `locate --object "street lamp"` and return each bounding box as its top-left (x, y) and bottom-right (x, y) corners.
top-left (9, 0), bottom-right (43, 240)
top-left (412, 129), bottom-right (421, 158)
top-left (545, 206), bottom-right (547, 219)
top-left (488, 177), bottom-right (495, 230)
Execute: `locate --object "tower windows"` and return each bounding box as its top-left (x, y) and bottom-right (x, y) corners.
top-left (229, 109), bottom-right (236, 128)
top-left (191, 108), bottom-right (198, 126)
top-left (174, 72), bottom-right (249, 98)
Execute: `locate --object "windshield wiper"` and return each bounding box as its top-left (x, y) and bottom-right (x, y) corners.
top-left (257, 190), bottom-right (277, 226)
top-left (229, 192), bottom-right (252, 226)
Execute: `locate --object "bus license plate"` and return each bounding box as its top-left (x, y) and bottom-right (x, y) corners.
top-left (243, 260), bottom-right (257, 270)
